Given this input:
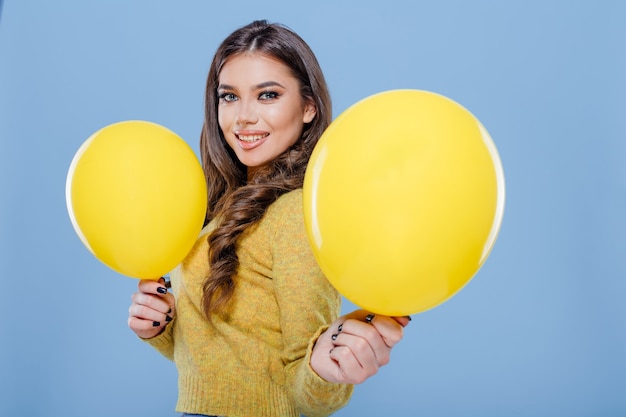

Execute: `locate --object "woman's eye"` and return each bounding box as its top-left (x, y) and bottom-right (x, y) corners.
top-left (218, 93), bottom-right (237, 102)
top-left (259, 91), bottom-right (279, 100)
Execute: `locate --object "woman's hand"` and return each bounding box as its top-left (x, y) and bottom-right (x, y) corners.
top-left (310, 310), bottom-right (410, 384)
top-left (128, 278), bottom-right (176, 339)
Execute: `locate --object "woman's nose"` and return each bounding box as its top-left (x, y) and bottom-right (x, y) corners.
top-left (235, 99), bottom-right (258, 126)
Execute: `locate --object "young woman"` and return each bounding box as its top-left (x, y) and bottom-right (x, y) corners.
top-left (128, 20), bottom-right (409, 417)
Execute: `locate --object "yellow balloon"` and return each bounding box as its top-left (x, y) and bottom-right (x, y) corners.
top-left (303, 90), bottom-right (505, 316)
top-left (66, 120), bottom-right (207, 280)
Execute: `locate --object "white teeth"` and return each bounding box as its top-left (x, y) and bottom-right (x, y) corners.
top-left (238, 134), bottom-right (266, 142)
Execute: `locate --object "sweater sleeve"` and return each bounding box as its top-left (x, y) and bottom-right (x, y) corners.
top-left (269, 190), bottom-right (354, 417)
top-left (142, 316), bottom-right (176, 361)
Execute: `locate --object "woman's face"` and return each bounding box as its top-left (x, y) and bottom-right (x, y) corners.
top-left (217, 53), bottom-right (316, 175)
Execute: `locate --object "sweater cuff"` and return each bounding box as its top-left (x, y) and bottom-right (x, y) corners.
top-left (296, 325), bottom-right (354, 416)
top-left (305, 325), bottom-right (330, 380)
top-left (141, 320), bottom-right (175, 361)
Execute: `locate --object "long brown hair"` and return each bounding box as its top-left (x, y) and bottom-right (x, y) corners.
top-left (199, 20), bottom-right (332, 318)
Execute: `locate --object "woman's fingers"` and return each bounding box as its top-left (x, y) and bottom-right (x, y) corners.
top-left (128, 279), bottom-right (175, 339)
top-left (332, 319), bottom-right (390, 366)
top-left (128, 299), bottom-right (172, 323)
top-left (329, 333), bottom-right (379, 382)
top-left (130, 291), bottom-right (174, 315)
top-left (362, 314), bottom-right (406, 349)
top-left (138, 277), bottom-right (170, 297)
top-left (310, 310), bottom-right (409, 384)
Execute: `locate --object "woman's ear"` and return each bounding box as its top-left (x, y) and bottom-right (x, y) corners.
top-left (303, 100), bottom-right (317, 124)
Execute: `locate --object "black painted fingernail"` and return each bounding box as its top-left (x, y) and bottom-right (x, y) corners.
top-left (165, 315), bottom-right (173, 322)
top-left (365, 314), bottom-right (375, 324)
top-left (167, 308), bottom-right (172, 314)
top-left (338, 323), bottom-right (343, 332)
top-left (331, 333), bottom-right (338, 341)
top-left (157, 287), bottom-right (167, 294)
top-left (405, 315), bottom-right (412, 321)
top-left (152, 321), bottom-right (161, 327)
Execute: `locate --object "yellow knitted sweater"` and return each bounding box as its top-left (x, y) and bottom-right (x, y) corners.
top-left (146, 189), bottom-right (353, 417)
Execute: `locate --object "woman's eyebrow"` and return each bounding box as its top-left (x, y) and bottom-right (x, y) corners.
top-left (253, 81), bottom-right (285, 90)
top-left (217, 81), bottom-right (286, 92)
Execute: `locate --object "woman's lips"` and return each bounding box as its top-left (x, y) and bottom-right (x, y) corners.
top-left (238, 133), bottom-right (267, 142)
top-left (235, 131), bottom-right (269, 150)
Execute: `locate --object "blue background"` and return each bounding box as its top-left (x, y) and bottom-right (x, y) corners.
top-left (1, 1), bottom-right (624, 416)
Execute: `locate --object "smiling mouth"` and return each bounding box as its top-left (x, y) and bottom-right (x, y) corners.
top-left (237, 133), bottom-right (268, 143)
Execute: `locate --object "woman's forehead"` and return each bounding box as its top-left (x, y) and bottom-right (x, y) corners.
top-left (219, 53), bottom-right (295, 85)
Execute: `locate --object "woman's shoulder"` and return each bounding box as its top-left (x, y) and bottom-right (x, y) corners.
top-left (261, 188), bottom-right (305, 234)
top-left (268, 188), bottom-right (303, 215)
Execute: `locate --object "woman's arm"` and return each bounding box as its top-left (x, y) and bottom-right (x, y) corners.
top-left (271, 190), bottom-right (409, 416)
top-left (270, 191), bottom-right (354, 417)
